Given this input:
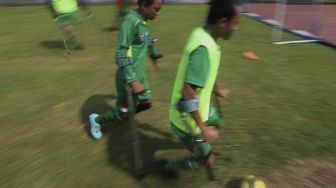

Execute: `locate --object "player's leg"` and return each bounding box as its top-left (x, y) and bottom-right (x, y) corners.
top-left (88, 72), bottom-right (128, 140)
top-left (58, 12), bottom-right (82, 49)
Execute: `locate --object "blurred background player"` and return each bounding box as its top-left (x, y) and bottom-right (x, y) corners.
top-left (161, 0), bottom-right (240, 177)
top-left (89, 0), bottom-right (164, 140)
top-left (47, 0), bottom-right (90, 49)
top-left (110, 0), bottom-right (136, 31)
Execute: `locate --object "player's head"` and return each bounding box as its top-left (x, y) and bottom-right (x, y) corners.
top-left (137, 0), bottom-right (163, 20)
top-left (206, 0), bottom-right (240, 40)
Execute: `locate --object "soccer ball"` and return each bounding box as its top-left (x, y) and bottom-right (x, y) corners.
top-left (240, 175), bottom-right (267, 188)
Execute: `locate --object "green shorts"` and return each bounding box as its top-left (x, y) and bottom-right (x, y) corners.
top-left (56, 12), bottom-right (79, 28)
top-left (115, 88), bottom-right (152, 108)
top-left (171, 123), bottom-right (212, 159)
top-left (207, 106), bottom-right (225, 129)
top-left (115, 69), bottom-right (152, 108)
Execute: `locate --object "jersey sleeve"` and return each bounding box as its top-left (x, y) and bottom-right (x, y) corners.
top-left (115, 17), bottom-right (138, 83)
top-left (148, 33), bottom-right (162, 61)
top-left (185, 46), bottom-right (210, 88)
top-left (115, 17), bottom-right (136, 58)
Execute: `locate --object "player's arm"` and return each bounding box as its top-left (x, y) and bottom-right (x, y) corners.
top-left (148, 34), bottom-right (163, 63)
top-left (181, 83), bottom-right (205, 128)
top-left (213, 81), bottom-right (230, 98)
top-left (46, 0), bottom-right (58, 18)
top-left (181, 46), bottom-right (219, 141)
top-left (115, 19), bottom-right (143, 93)
top-left (181, 84), bottom-right (219, 142)
top-left (147, 33), bottom-right (163, 71)
top-left (77, 0), bottom-right (92, 17)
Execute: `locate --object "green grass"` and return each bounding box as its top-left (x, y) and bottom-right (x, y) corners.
top-left (1, 5), bottom-right (336, 188)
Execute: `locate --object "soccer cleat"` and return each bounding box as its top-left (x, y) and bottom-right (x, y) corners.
top-left (89, 113), bottom-right (102, 140)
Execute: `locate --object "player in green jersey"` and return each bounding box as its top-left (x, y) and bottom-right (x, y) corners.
top-left (110, 0), bottom-right (136, 31)
top-left (89, 0), bottom-right (163, 140)
top-left (161, 0), bottom-right (240, 177)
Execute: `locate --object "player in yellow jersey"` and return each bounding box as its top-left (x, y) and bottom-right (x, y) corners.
top-left (162, 0), bottom-right (240, 177)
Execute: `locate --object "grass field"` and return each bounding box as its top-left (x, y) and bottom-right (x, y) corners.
top-left (1, 5), bottom-right (336, 188)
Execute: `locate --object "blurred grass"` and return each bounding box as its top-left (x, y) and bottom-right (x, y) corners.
top-left (0, 5), bottom-right (336, 188)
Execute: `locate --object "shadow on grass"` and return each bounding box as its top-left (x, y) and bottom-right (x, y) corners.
top-left (40, 40), bottom-right (65, 49)
top-left (39, 40), bottom-right (71, 59)
top-left (80, 94), bottom-right (181, 180)
top-left (224, 178), bottom-right (243, 188)
top-left (106, 121), bottom-right (181, 179)
top-left (101, 26), bottom-right (119, 32)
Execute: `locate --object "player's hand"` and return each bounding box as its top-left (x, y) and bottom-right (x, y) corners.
top-left (152, 62), bottom-right (160, 72)
top-left (151, 54), bottom-right (163, 71)
top-left (53, 12), bottom-right (59, 19)
top-left (200, 124), bottom-right (219, 142)
top-left (214, 88), bottom-right (230, 99)
top-left (130, 81), bottom-right (144, 94)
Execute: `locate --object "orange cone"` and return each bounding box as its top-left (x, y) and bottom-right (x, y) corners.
top-left (242, 52), bottom-right (260, 60)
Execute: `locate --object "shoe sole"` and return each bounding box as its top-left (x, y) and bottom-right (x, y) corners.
top-left (89, 113), bottom-right (102, 140)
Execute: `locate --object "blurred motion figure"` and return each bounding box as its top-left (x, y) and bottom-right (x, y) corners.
top-left (47, 0), bottom-right (88, 49)
top-left (110, 0), bottom-right (136, 31)
top-left (161, 0), bottom-right (240, 177)
top-left (88, 0), bottom-right (164, 140)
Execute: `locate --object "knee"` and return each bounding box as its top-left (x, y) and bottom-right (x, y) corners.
top-left (207, 106), bottom-right (224, 129)
top-left (193, 142), bottom-right (214, 166)
top-left (63, 25), bottom-right (73, 33)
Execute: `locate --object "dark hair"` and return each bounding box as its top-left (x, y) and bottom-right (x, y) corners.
top-left (137, 0), bottom-right (164, 6)
top-left (206, 0), bottom-right (237, 25)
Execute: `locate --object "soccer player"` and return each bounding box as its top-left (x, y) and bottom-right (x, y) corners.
top-left (110, 0), bottom-right (136, 31)
top-left (162, 0), bottom-right (240, 176)
top-left (48, 0), bottom-right (88, 49)
top-left (89, 0), bottom-right (164, 140)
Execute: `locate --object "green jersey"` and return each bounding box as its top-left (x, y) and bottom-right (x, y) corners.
top-left (115, 10), bottom-right (150, 84)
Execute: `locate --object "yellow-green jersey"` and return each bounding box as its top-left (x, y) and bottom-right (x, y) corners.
top-left (170, 27), bottom-right (221, 135)
top-left (51, 0), bottom-right (78, 14)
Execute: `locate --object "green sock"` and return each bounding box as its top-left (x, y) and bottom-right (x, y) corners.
top-left (95, 109), bottom-right (117, 124)
top-left (166, 156), bottom-right (199, 171)
top-left (181, 156), bottom-right (199, 170)
top-left (66, 32), bottom-right (80, 48)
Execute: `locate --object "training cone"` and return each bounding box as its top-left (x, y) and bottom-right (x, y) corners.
top-left (240, 175), bottom-right (267, 188)
top-left (242, 52), bottom-right (260, 60)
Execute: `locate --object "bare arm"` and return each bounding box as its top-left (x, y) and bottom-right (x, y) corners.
top-left (77, 0), bottom-right (92, 16)
top-left (182, 83), bottom-right (219, 142)
top-left (46, 0), bottom-right (58, 18)
top-left (213, 80), bottom-right (230, 99)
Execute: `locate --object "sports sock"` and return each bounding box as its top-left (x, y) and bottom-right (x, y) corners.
top-left (66, 31), bottom-right (81, 48)
top-left (95, 109), bottom-right (117, 124)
